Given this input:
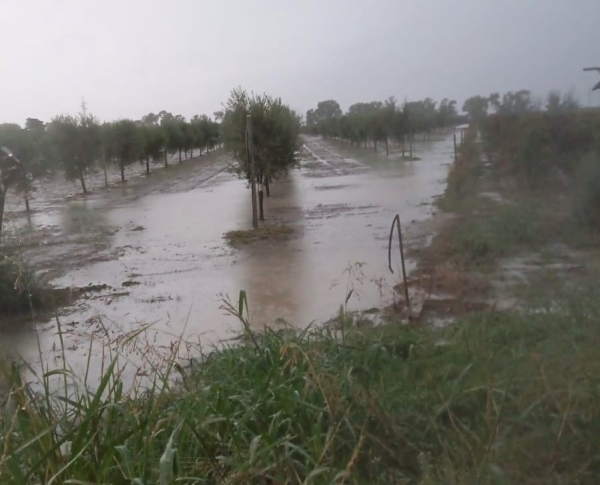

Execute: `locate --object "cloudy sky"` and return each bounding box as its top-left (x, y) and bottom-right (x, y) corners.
top-left (1, 0), bottom-right (599, 124)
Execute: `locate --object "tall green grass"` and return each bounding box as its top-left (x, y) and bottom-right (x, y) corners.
top-left (2, 287), bottom-right (600, 483)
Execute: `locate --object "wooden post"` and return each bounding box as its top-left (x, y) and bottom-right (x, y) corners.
top-left (246, 115), bottom-right (258, 229)
top-left (453, 133), bottom-right (458, 163)
top-left (402, 135), bottom-right (405, 158)
top-left (258, 182), bottom-right (264, 221)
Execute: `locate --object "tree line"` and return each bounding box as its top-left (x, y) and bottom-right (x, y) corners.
top-left (304, 97), bottom-right (463, 155)
top-left (461, 89), bottom-right (600, 230)
top-left (461, 89), bottom-right (581, 121)
top-left (0, 89), bottom-right (301, 239)
top-left (0, 106), bottom-right (221, 198)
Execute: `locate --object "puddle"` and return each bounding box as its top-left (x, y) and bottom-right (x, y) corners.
top-left (1, 133), bottom-right (456, 383)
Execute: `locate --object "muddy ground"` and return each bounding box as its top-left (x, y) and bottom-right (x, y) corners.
top-left (0, 134), bottom-right (456, 382)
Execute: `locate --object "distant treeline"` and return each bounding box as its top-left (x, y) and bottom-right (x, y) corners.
top-left (304, 97), bottom-right (464, 154)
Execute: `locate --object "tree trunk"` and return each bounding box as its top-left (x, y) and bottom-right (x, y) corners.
top-left (265, 177), bottom-right (270, 197)
top-left (258, 187), bottom-right (265, 221)
top-left (178, 148), bottom-right (182, 163)
top-left (402, 135), bottom-right (405, 158)
top-left (385, 136), bottom-right (389, 156)
top-left (120, 164), bottom-right (125, 183)
top-left (79, 170), bottom-right (87, 193)
top-left (0, 190), bottom-right (5, 240)
top-left (24, 194), bottom-right (30, 213)
top-left (146, 156), bottom-right (150, 175)
top-left (103, 162), bottom-right (108, 187)
top-left (409, 134), bottom-right (413, 159)
top-left (185, 150), bottom-right (188, 160)
top-left (164, 150), bottom-right (168, 167)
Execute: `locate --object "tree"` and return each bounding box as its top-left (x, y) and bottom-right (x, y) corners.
top-left (489, 90), bottom-right (535, 115)
top-left (160, 113), bottom-right (184, 164)
top-left (139, 124), bottom-right (165, 174)
top-left (462, 95), bottom-right (489, 121)
top-left (546, 91), bottom-right (580, 113)
top-left (222, 88), bottom-right (300, 221)
top-left (47, 112), bottom-right (100, 194)
top-left (306, 99), bottom-right (342, 134)
top-left (437, 98), bottom-right (458, 128)
top-left (107, 120), bottom-right (141, 182)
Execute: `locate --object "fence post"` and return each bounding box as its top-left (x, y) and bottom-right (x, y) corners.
top-left (453, 133), bottom-right (458, 163)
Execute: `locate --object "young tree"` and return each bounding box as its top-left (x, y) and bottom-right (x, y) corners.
top-left (139, 124), bottom-right (165, 174)
top-left (107, 120), bottom-right (141, 182)
top-left (47, 113), bottom-right (100, 194)
top-left (160, 113), bottom-right (184, 164)
top-left (222, 88), bottom-right (300, 220)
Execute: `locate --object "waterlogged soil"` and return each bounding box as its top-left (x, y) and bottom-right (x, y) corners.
top-left (0, 135), bottom-right (456, 382)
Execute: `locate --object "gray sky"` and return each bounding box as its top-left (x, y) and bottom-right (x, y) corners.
top-left (1, 0), bottom-right (599, 124)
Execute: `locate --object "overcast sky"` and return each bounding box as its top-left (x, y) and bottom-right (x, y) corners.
top-left (1, 0), bottom-right (599, 124)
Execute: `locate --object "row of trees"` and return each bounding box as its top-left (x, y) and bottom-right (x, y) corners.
top-left (305, 97), bottom-right (461, 154)
top-left (0, 88), bottom-right (303, 238)
top-left (0, 106), bottom-right (220, 239)
top-left (462, 90), bottom-right (581, 121)
top-left (472, 90), bottom-right (597, 190)
top-left (0, 107), bottom-right (221, 196)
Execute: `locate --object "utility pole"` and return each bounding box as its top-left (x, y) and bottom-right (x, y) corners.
top-left (246, 115), bottom-right (258, 229)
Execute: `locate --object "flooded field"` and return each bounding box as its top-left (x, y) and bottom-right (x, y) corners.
top-left (0, 134), bottom-right (454, 380)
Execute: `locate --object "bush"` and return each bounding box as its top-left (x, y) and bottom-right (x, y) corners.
top-left (481, 110), bottom-right (600, 189)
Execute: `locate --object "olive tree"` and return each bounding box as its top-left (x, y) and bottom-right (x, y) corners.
top-left (106, 120), bottom-right (141, 182)
top-left (47, 113), bottom-right (101, 194)
top-left (222, 88), bottom-right (300, 220)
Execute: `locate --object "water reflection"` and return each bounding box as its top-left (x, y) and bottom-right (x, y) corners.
top-left (61, 200), bottom-right (109, 235)
top-left (241, 173), bottom-right (306, 327)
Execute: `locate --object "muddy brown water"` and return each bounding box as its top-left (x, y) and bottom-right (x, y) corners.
top-left (0, 134), bottom-right (455, 385)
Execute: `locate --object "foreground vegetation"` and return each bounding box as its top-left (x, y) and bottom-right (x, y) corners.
top-left (2, 286), bottom-right (600, 484)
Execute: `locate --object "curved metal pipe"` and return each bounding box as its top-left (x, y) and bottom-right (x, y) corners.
top-left (388, 214), bottom-right (410, 313)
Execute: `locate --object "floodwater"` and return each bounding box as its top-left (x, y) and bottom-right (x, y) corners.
top-left (0, 134), bottom-right (454, 383)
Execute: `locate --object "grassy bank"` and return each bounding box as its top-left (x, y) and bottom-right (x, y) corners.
top-left (2, 288), bottom-right (600, 483)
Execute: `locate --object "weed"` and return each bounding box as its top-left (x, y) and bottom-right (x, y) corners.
top-left (224, 223), bottom-right (294, 246)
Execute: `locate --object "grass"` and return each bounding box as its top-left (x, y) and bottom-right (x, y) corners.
top-left (2, 287), bottom-right (600, 483)
top-left (0, 255), bottom-right (41, 315)
top-left (449, 201), bottom-right (542, 266)
top-left (224, 223), bottom-right (294, 246)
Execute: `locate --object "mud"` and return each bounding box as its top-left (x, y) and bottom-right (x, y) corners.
top-left (0, 134), bottom-right (457, 382)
